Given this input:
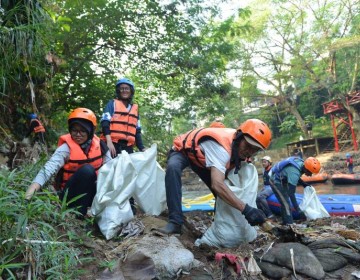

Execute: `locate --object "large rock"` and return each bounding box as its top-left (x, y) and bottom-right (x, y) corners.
top-left (308, 238), bottom-right (360, 270)
top-left (124, 235), bottom-right (196, 279)
top-left (311, 248), bottom-right (348, 272)
top-left (261, 242), bottom-right (325, 279)
top-left (257, 261), bottom-right (292, 278)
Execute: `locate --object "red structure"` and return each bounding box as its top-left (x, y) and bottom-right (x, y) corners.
top-left (322, 91), bottom-right (360, 152)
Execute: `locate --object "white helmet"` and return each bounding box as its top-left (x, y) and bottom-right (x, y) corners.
top-left (262, 156), bottom-right (272, 163)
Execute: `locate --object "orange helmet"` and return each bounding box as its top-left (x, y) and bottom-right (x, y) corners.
top-left (304, 157), bottom-right (321, 174)
top-left (210, 121), bottom-right (225, 128)
top-left (68, 108), bottom-right (97, 126)
top-left (238, 119), bottom-right (272, 149)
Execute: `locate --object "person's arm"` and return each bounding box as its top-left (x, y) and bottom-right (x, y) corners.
top-left (101, 100), bottom-right (117, 157)
top-left (210, 167), bottom-right (265, 225)
top-left (288, 183), bottom-right (301, 211)
top-left (25, 144), bottom-right (69, 200)
top-left (100, 140), bottom-right (113, 163)
top-left (135, 128), bottom-right (145, 151)
top-left (199, 140), bottom-right (265, 225)
top-left (210, 167), bottom-right (246, 211)
top-left (298, 178), bottom-right (310, 188)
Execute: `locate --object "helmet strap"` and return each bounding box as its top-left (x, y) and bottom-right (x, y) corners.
top-left (231, 131), bottom-right (244, 174)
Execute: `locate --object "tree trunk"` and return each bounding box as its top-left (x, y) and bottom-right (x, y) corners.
top-left (287, 102), bottom-right (309, 138)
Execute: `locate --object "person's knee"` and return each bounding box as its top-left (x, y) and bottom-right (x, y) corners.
top-left (81, 164), bottom-right (95, 171)
top-left (76, 164), bottom-right (96, 179)
top-left (166, 160), bottom-right (183, 175)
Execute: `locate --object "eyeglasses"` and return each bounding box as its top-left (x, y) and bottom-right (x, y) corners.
top-left (119, 87), bottom-right (131, 92)
top-left (70, 129), bottom-right (87, 136)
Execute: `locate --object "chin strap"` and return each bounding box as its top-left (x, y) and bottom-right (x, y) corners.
top-left (231, 131), bottom-right (244, 174)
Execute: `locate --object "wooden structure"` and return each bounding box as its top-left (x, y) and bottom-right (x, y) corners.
top-left (322, 90), bottom-right (360, 152)
top-left (286, 137), bottom-right (334, 157)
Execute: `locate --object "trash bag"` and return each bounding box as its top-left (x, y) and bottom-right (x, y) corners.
top-left (91, 144), bottom-right (166, 239)
top-left (299, 186), bottom-right (330, 220)
top-left (194, 162), bottom-right (258, 248)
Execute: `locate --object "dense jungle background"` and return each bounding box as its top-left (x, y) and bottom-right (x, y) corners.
top-left (1, 0), bottom-right (359, 279)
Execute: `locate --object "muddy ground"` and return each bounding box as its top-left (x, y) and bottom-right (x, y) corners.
top-left (2, 142), bottom-right (360, 279)
top-left (75, 164), bottom-right (360, 280)
top-left (77, 208), bottom-right (360, 280)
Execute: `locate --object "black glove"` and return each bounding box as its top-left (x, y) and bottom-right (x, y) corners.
top-left (242, 204), bottom-right (266, 226)
top-left (298, 179), bottom-right (310, 188)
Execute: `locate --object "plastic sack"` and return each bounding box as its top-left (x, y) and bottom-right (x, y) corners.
top-left (195, 162), bottom-right (258, 248)
top-left (91, 144), bottom-right (166, 239)
top-left (299, 186), bottom-right (330, 219)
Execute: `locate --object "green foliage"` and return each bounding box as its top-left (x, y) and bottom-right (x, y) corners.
top-left (98, 260), bottom-right (117, 272)
top-left (0, 167), bottom-right (93, 279)
top-left (278, 116), bottom-right (298, 133)
top-left (0, 0), bottom-right (56, 139)
top-left (271, 116), bottom-right (333, 149)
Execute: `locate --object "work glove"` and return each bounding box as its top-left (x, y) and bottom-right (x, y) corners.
top-left (298, 178), bottom-right (310, 188)
top-left (242, 204), bottom-right (266, 226)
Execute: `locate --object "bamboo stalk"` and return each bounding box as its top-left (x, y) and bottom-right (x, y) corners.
top-left (1, 238), bottom-right (71, 245)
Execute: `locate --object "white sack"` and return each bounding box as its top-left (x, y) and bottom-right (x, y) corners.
top-left (91, 144), bottom-right (166, 239)
top-left (299, 186), bottom-right (330, 220)
top-left (195, 162), bottom-right (258, 248)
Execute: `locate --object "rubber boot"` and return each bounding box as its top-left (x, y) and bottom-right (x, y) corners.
top-left (157, 222), bottom-right (182, 235)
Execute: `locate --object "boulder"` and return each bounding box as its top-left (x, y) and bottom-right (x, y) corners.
top-left (125, 235), bottom-right (196, 279)
top-left (261, 242), bottom-right (325, 279)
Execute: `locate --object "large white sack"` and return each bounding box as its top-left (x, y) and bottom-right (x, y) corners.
top-left (299, 186), bottom-right (330, 220)
top-left (91, 144), bottom-right (166, 239)
top-left (195, 162), bottom-right (258, 248)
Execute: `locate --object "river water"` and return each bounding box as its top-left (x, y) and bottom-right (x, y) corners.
top-left (296, 182), bottom-right (360, 195)
top-left (183, 181), bottom-right (360, 200)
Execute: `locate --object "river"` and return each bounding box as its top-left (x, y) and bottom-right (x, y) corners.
top-left (296, 182), bottom-right (360, 195)
top-left (183, 181), bottom-right (360, 200)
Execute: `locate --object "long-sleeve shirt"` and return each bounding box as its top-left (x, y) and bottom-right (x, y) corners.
top-left (33, 143), bottom-right (112, 187)
top-left (100, 99), bottom-right (145, 150)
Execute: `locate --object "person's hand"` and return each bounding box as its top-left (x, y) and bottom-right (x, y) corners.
top-left (298, 178), bottom-right (310, 188)
top-left (106, 140), bottom-right (117, 158)
top-left (25, 182), bottom-right (41, 200)
top-left (242, 204), bottom-right (266, 226)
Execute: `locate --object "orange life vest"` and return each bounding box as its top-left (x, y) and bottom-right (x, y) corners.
top-left (106, 100), bottom-right (138, 146)
top-left (173, 128), bottom-right (236, 169)
top-left (31, 119), bottom-right (45, 133)
top-left (56, 134), bottom-right (103, 190)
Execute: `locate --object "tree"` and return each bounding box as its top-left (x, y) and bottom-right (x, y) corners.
top-left (232, 0), bottom-right (359, 138)
top-left (0, 0), bottom-right (56, 139)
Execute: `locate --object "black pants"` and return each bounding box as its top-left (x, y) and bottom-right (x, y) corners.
top-left (60, 164), bottom-right (97, 216)
top-left (271, 181), bottom-right (300, 225)
top-left (165, 150), bottom-right (214, 225)
top-left (114, 142), bottom-right (134, 154)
